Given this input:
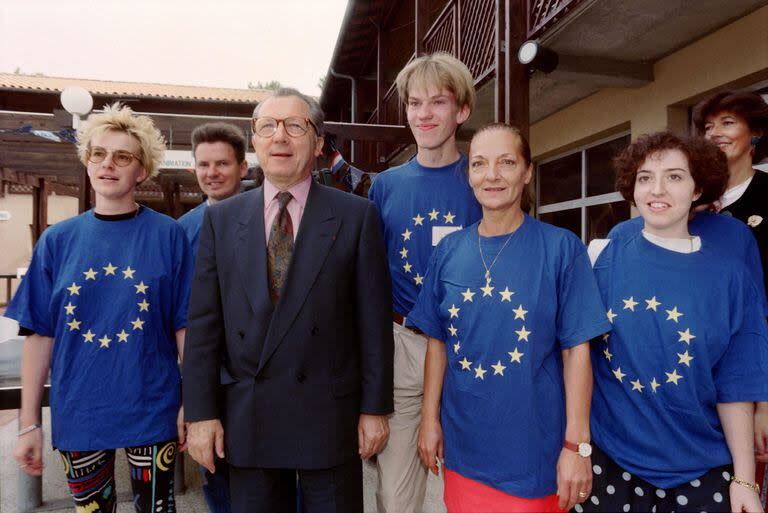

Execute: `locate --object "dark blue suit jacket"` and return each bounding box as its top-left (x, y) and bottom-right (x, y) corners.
top-left (183, 181), bottom-right (394, 469)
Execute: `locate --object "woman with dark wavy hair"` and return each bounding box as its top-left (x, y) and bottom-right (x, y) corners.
top-left (582, 131), bottom-right (768, 513)
top-left (694, 90), bottom-right (768, 287)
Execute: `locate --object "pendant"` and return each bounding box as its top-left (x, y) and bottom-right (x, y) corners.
top-left (484, 270), bottom-right (491, 286)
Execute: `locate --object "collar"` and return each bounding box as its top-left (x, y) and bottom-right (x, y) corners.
top-left (263, 174), bottom-right (312, 208)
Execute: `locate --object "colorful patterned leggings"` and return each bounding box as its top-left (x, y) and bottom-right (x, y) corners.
top-left (59, 439), bottom-right (177, 513)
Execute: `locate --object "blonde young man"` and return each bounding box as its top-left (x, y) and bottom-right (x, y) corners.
top-left (368, 53), bottom-right (481, 513)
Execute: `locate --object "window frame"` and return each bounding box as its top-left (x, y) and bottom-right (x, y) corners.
top-left (535, 130), bottom-right (631, 241)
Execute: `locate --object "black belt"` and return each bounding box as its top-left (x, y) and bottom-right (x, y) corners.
top-left (392, 312), bottom-right (424, 335)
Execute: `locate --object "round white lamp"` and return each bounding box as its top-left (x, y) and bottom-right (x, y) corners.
top-left (60, 87), bottom-right (93, 129)
top-left (517, 40), bottom-right (540, 65)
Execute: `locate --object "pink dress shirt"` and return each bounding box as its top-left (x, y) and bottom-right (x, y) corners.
top-left (263, 174), bottom-right (312, 244)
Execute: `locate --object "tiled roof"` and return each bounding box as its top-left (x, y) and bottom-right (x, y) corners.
top-left (0, 73), bottom-right (271, 104)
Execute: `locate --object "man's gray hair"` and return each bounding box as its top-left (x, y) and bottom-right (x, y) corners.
top-left (252, 87), bottom-right (325, 136)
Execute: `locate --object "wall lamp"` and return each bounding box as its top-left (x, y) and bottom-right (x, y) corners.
top-left (517, 40), bottom-right (559, 74)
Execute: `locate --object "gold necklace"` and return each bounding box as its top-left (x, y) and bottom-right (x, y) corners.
top-left (477, 224), bottom-right (519, 287)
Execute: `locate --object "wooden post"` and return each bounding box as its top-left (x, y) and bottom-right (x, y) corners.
top-left (173, 182), bottom-right (182, 218)
top-left (31, 178), bottom-right (47, 245)
top-left (494, 0), bottom-right (507, 123)
top-left (377, 23), bottom-right (386, 164)
top-left (78, 171), bottom-right (92, 213)
top-left (415, 0), bottom-right (431, 56)
top-left (506, 0), bottom-right (530, 137)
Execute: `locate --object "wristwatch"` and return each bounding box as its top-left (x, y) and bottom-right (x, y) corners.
top-left (564, 440), bottom-right (592, 457)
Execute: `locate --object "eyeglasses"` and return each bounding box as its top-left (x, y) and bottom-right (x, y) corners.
top-left (87, 146), bottom-right (142, 167)
top-left (252, 117), bottom-right (318, 138)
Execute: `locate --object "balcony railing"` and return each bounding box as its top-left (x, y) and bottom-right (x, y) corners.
top-left (527, 0), bottom-right (584, 39)
top-left (423, 0), bottom-right (496, 84)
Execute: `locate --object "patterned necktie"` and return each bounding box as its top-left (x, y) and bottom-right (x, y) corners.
top-left (267, 191), bottom-right (294, 303)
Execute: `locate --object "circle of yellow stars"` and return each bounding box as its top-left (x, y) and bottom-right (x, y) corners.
top-left (449, 282), bottom-right (530, 381)
top-left (602, 295), bottom-right (694, 394)
top-left (63, 262), bottom-right (150, 350)
top-left (399, 208), bottom-right (457, 287)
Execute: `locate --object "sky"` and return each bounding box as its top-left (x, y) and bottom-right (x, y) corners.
top-left (0, 0), bottom-right (349, 97)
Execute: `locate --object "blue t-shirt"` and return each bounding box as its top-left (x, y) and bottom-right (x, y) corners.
top-left (608, 212), bottom-right (767, 314)
top-left (408, 216), bottom-right (610, 498)
top-left (4, 208), bottom-right (192, 450)
top-left (590, 233), bottom-right (768, 488)
top-left (368, 155), bottom-right (482, 318)
top-left (178, 201), bottom-right (207, 255)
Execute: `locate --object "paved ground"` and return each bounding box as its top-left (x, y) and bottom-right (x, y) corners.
top-left (1, 408), bottom-right (446, 512)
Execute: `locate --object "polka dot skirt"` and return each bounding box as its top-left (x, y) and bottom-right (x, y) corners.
top-left (576, 444), bottom-right (732, 513)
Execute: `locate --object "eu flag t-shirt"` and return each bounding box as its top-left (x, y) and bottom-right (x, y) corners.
top-left (4, 207), bottom-right (192, 450)
top-left (368, 155), bottom-right (482, 319)
top-left (590, 233), bottom-right (768, 488)
top-left (408, 216), bottom-right (610, 498)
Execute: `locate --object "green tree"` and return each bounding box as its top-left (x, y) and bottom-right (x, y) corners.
top-left (248, 80), bottom-right (282, 90)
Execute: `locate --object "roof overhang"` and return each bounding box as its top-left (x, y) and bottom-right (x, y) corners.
top-left (528, 0), bottom-right (767, 121)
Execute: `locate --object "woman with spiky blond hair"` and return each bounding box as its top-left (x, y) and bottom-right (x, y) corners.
top-left (6, 103), bottom-right (192, 512)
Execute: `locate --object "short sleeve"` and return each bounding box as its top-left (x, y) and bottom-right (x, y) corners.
top-left (171, 224), bottom-right (193, 331)
top-left (407, 245), bottom-right (447, 341)
top-left (556, 238), bottom-right (611, 348)
top-left (587, 239), bottom-right (611, 267)
top-left (4, 232), bottom-right (55, 336)
top-left (741, 227), bottom-right (768, 315)
top-left (714, 279), bottom-right (768, 402)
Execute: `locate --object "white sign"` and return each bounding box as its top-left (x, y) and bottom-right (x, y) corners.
top-left (0, 211), bottom-right (10, 221)
top-left (432, 226), bottom-right (462, 246)
top-left (161, 150), bottom-right (259, 170)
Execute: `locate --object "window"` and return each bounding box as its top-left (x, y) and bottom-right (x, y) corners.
top-left (536, 133), bottom-right (631, 242)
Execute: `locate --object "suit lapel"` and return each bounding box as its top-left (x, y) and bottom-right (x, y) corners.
top-left (236, 188), bottom-right (271, 315)
top-left (258, 182), bottom-right (339, 373)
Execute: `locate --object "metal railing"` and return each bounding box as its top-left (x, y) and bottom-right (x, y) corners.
top-left (527, 0), bottom-right (584, 39)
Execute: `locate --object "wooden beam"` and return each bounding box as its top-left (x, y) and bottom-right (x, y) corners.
top-left (48, 182), bottom-right (80, 198)
top-left (324, 122), bottom-right (414, 144)
top-left (0, 168), bottom-right (41, 188)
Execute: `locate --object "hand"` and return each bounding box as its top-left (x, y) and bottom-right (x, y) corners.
top-left (729, 481), bottom-right (763, 512)
top-left (754, 403), bottom-right (768, 463)
top-left (14, 426), bottom-right (44, 476)
top-left (417, 417), bottom-right (443, 475)
top-left (177, 406), bottom-right (187, 452)
top-left (358, 414), bottom-right (389, 460)
top-left (556, 449), bottom-right (592, 511)
top-left (187, 419), bottom-right (225, 473)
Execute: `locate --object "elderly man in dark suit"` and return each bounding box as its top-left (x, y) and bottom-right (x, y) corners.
top-left (183, 88), bottom-right (394, 513)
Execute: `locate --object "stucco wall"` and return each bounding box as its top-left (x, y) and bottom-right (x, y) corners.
top-left (0, 193), bottom-right (78, 302)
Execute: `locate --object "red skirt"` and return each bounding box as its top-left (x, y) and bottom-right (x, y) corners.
top-left (444, 469), bottom-right (564, 513)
